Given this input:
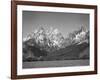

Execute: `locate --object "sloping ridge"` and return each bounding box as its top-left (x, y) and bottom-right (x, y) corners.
top-left (44, 42), bottom-right (89, 61)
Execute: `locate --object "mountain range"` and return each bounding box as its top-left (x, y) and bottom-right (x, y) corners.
top-left (23, 26), bottom-right (89, 61)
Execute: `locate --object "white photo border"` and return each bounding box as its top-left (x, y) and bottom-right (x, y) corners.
top-left (17, 5), bottom-right (95, 75)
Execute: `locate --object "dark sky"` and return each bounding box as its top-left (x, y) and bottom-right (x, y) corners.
top-left (22, 11), bottom-right (89, 38)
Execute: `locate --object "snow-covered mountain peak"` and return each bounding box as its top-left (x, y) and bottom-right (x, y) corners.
top-left (23, 26), bottom-right (89, 52)
top-left (71, 26), bottom-right (89, 44)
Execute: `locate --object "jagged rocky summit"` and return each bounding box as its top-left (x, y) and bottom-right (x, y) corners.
top-left (23, 27), bottom-right (65, 52)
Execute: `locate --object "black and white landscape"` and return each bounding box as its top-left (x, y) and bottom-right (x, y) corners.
top-left (22, 11), bottom-right (90, 68)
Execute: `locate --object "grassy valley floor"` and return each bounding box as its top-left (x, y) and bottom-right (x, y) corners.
top-left (23, 59), bottom-right (89, 68)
